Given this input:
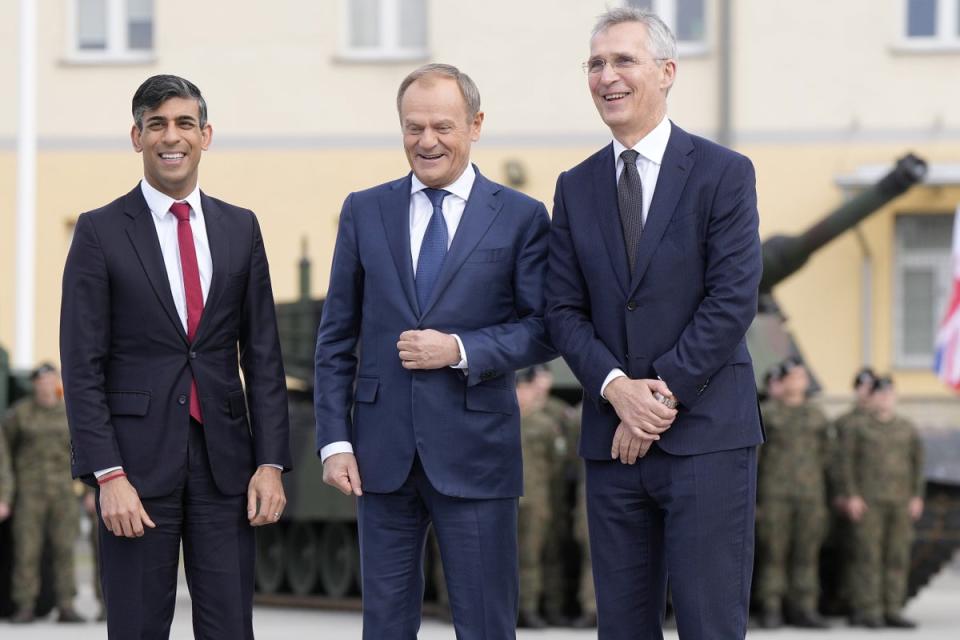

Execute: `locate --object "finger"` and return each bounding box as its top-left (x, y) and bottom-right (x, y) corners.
top-left (618, 431), bottom-right (631, 463)
top-left (638, 440), bottom-right (653, 458)
top-left (347, 461), bottom-right (363, 496)
top-left (120, 515), bottom-right (136, 538)
top-left (627, 436), bottom-right (641, 464)
top-left (650, 379), bottom-right (673, 398)
top-left (628, 424), bottom-right (659, 441)
top-left (398, 350), bottom-right (417, 361)
top-left (140, 506), bottom-right (156, 529)
top-left (247, 488), bottom-right (258, 521)
top-left (611, 425), bottom-right (623, 459)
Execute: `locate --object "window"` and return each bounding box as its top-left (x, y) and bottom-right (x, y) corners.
top-left (339, 0), bottom-right (428, 61)
top-left (893, 214), bottom-right (954, 367)
top-left (626, 0), bottom-right (707, 55)
top-left (68, 0), bottom-right (154, 63)
top-left (901, 0), bottom-right (960, 49)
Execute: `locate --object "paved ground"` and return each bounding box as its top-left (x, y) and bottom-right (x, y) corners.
top-left (4, 542), bottom-right (958, 638)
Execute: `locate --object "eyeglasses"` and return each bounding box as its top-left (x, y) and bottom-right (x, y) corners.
top-left (582, 56), bottom-right (668, 74)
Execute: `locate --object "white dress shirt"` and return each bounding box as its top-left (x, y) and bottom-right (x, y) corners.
top-left (96, 178), bottom-right (279, 478)
top-left (320, 164), bottom-right (476, 463)
top-left (601, 116), bottom-right (672, 399)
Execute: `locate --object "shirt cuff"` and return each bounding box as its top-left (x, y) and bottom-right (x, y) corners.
top-left (94, 466), bottom-right (123, 479)
top-left (320, 441), bottom-right (354, 463)
top-left (259, 464), bottom-right (283, 470)
top-left (449, 334), bottom-right (468, 370)
top-left (600, 369), bottom-right (628, 399)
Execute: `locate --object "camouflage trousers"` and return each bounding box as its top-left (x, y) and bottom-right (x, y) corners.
top-left (573, 480), bottom-right (595, 614)
top-left (12, 485), bottom-right (78, 609)
top-left (755, 496), bottom-right (827, 613)
top-left (849, 500), bottom-right (912, 618)
top-left (518, 496), bottom-right (550, 613)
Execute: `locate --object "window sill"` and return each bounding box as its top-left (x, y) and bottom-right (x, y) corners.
top-left (677, 42), bottom-right (710, 59)
top-left (60, 52), bottom-right (157, 66)
top-left (890, 40), bottom-right (960, 54)
top-left (333, 49), bottom-right (430, 64)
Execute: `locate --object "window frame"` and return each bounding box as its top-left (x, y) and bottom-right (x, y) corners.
top-left (337, 0), bottom-right (430, 63)
top-left (895, 0), bottom-right (960, 53)
top-left (64, 0), bottom-right (155, 65)
top-left (625, 0), bottom-right (710, 57)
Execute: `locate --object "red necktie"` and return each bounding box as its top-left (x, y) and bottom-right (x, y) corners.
top-left (170, 202), bottom-right (204, 423)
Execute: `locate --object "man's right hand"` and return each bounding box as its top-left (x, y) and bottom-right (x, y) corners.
top-left (0, 502), bottom-right (10, 522)
top-left (605, 377), bottom-right (678, 442)
top-left (610, 423), bottom-right (653, 464)
top-left (323, 452), bottom-right (363, 496)
top-left (846, 495), bottom-right (868, 522)
top-left (99, 477), bottom-right (156, 537)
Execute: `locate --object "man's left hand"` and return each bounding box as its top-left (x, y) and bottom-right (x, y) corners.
top-left (908, 496), bottom-right (924, 521)
top-left (247, 466), bottom-right (286, 526)
top-left (397, 330), bottom-right (460, 370)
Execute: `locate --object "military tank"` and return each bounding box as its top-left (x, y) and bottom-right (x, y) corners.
top-left (257, 152), bottom-right (960, 612)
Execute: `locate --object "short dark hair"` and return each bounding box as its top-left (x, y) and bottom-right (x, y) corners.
top-left (132, 74), bottom-right (208, 130)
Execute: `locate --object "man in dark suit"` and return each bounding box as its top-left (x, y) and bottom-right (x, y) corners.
top-left (60, 75), bottom-right (290, 639)
top-left (546, 9), bottom-right (763, 640)
top-left (315, 63), bottom-right (553, 639)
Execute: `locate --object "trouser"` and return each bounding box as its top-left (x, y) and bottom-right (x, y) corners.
top-left (849, 500), bottom-right (913, 618)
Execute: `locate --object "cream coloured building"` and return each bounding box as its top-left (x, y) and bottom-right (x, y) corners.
top-left (1, 0), bottom-right (959, 411)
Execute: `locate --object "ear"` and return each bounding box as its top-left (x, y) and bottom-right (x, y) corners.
top-left (130, 124), bottom-right (143, 152)
top-left (660, 59), bottom-right (677, 92)
top-left (470, 111), bottom-right (484, 142)
top-left (201, 123), bottom-right (213, 151)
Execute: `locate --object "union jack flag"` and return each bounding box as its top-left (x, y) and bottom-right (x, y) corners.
top-left (934, 204), bottom-right (960, 389)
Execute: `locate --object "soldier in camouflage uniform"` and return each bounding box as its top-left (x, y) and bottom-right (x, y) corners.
top-left (515, 366), bottom-right (555, 628)
top-left (755, 359), bottom-right (832, 629)
top-left (840, 376), bottom-right (924, 629)
top-left (1, 364), bottom-right (84, 624)
top-left (0, 424), bottom-right (12, 523)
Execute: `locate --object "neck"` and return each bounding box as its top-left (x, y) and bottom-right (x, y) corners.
top-left (612, 110), bottom-right (665, 149)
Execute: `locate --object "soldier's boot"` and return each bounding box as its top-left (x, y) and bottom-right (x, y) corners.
top-left (516, 610), bottom-right (548, 629)
top-left (786, 608), bottom-right (829, 629)
top-left (759, 609), bottom-right (783, 629)
top-left (9, 607), bottom-right (36, 624)
top-left (884, 612), bottom-right (917, 629)
top-left (571, 611), bottom-right (597, 629)
top-left (544, 612), bottom-right (571, 627)
top-left (57, 607), bottom-right (86, 624)
top-left (849, 612), bottom-right (884, 628)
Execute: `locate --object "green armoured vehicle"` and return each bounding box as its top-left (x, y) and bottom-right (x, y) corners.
top-left (257, 153), bottom-right (960, 613)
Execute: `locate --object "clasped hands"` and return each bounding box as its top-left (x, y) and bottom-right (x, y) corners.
top-left (605, 377), bottom-right (678, 464)
top-left (323, 329), bottom-right (460, 496)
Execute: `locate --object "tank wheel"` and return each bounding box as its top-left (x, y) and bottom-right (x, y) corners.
top-left (285, 523), bottom-right (320, 596)
top-left (255, 524), bottom-right (286, 594)
top-left (319, 523), bottom-right (359, 598)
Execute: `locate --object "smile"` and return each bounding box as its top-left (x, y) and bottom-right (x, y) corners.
top-left (604, 92), bottom-right (630, 102)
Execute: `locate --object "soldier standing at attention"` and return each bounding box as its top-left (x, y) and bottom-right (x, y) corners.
top-left (755, 358), bottom-right (831, 629)
top-left (2, 363), bottom-right (84, 624)
top-left (842, 376), bottom-right (924, 629)
top-left (515, 366), bottom-right (555, 628)
top-left (0, 421), bottom-right (12, 523)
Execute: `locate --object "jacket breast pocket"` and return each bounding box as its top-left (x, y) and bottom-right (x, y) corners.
top-left (465, 384), bottom-right (516, 415)
top-left (465, 248), bottom-right (509, 263)
top-left (228, 390), bottom-right (248, 419)
top-left (354, 377), bottom-right (380, 403)
top-left (106, 391), bottom-right (150, 416)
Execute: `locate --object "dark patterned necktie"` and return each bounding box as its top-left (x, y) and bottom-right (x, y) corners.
top-left (415, 188), bottom-right (450, 311)
top-left (618, 149), bottom-right (643, 273)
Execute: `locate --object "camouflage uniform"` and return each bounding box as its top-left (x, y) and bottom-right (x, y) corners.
top-left (573, 475), bottom-right (595, 616)
top-left (755, 399), bottom-right (833, 616)
top-left (518, 407), bottom-right (557, 615)
top-left (2, 397), bottom-right (78, 611)
top-left (0, 425), bottom-right (13, 507)
top-left (840, 414), bottom-right (924, 620)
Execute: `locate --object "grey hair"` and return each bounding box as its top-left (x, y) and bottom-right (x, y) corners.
top-left (592, 7), bottom-right (677, 61)
top-left (132, 74), bottom-right (208, 130)
top-left (396, 63), bottom-right (482, 121)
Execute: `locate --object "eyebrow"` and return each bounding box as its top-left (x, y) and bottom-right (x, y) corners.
top-left (145, 114), bottom-right (198, 124)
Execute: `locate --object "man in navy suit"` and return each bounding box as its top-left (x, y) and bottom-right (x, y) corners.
top-left (60, 75), bottom-right (290, 638)
top-left (546, 9), bottom-right (763, 639)
top-left (315, 63), bottom-right (553, 639)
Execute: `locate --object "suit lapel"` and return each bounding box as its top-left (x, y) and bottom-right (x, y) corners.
top-left (628, 124), bottom-right (695, 297)
top-left (379, 176), bottom-right (420, 317)
top-left (590, 145), bottom-right (630, 296)
top-left (195, 192), bottom-right (230, 340)
top-left (419, 169), bottom-right (502, 320)
top-left (123, 186), bottom-right (188, 344)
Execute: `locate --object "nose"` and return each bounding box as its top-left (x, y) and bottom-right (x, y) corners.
top-left (161, 121), bottom-right (181, 145)
top-left (598, 62), bottom-right (620, 84)
top-left (419, 127), bottom-right (438, 149)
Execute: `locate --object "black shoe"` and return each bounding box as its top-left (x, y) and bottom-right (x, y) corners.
top-left (759, 610), bottom-right (783, 629)
top-left (849, 613), bottom-right (884, 628)
top-left (572, 611), bottom-right (597, 628)
top-left (9, 608), bottom-right (35, 624)
top-left (57, 607), bottom-right (86, 624)
top-left (787, 609), bottom-right (829, 629)
top-left (885, 613), bottom-right (917, 629)
top-left (516, 610), bottom-right (548, 629)
top-left (544, 612), bottom-right (571, 627)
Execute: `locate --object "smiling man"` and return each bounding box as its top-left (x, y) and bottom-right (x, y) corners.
top-left (315, 63), bottom-right (553, 639)
top-left (545, 8), bottom-right (764, 640)
top-left (60, 75), bottom-right (290, 638)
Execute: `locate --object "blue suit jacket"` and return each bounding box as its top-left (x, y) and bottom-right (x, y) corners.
top-left (546, 124), bottom-right (764, 459)
top-left (314, 167), bottom-right (554, 499)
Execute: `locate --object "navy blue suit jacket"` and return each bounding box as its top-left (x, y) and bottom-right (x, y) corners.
top-left (314, 168), bottom-right (554, 499)
top-left (60, 185), bottom-right (292, 497)
top-left (546, 124), bottom-right (764, 459)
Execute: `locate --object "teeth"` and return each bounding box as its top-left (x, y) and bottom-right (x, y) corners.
top-left (605, 93), bottom-right (629, 100)
top-left (161, 153), bottom-right (184, 159)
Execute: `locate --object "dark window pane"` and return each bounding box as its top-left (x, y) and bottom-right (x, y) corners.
top-left (398, 0), bottom-right (426, 49)
top-left (127, 0), bottom-right (153, 50)
top-left (676, 0), bottom-right (705, 42)
top-left (77, 0), bottom-right (107, 50)
top-left (903, 267), bottom-right (936, 355)
top-left (351, 0), bottom-right (381, 47)
top-left (898, 214), bottom-right (953, 250)
top-left (907, 0), bottom-right (937, 37)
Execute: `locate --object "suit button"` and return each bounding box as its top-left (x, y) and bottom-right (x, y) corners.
top-left (189, 351), bottom-right (197, 359)
top-left (178, 394), bottom-right (187, 405)
top-left (626, 301), bottom-right (638, 311)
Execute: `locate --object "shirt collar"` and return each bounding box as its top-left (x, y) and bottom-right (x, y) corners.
top-left (410, 163), bottom-right (476, 202)
top-left (612, 116), bottom-right (672, 166)
top-left (141, 178), bottom-right (204, 221)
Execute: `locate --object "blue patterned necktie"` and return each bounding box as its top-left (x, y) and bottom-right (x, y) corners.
top-left (415, 188), bottom-right (450, 311)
